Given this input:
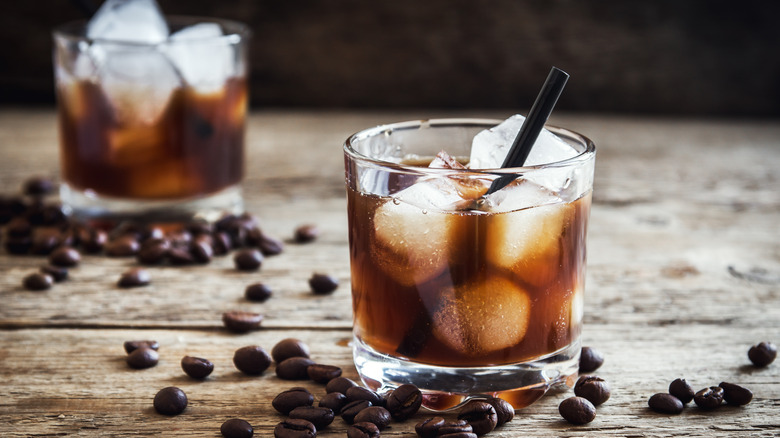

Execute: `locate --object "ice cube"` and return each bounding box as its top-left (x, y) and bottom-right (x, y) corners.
top-left (432, 276), bottom-right (530, 356)
top-left (87, 0), bottom-right (169, 44)
top-left (166, 23), bottom-right (235, 93)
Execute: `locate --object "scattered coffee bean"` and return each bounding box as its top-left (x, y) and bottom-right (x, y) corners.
top-left (574, 375), bottom-right (611, 406)
top-left (48, 246), bottom-right (80, 267)
top-left (105, 235), bottom-right (140, 257)
top-left (153, 386), bottom-right (188, 416)
top-left (137, 241), bottom-right (169, 265)
top-left (40, 265), bottom-right (68, 282)
top-left (221, 418), bottom-right (254, 438)
top-left (233, 345), bottom-right (271, 375)
top-left (31, 228), bottom-right (63, 255)
top-left (438, 419), bottom-right (473, 435)
top-left (354, 406), bottom-right (391, 430)
top-left (181, 356), bottom-right (214, 379)
top-left (415, 417), bottom-right (446, 438)
top-left (348, 422), bottom-right (380, 438)
top-left (81, 228), bottom-right (108, 253)
top-left (168, 247), bottom-right (196, 265)
top-left (307, 364), bottom-right (343, 383)
top-left (485, 397), bottom-right (514, 427)
top-left (258, 233), bottom-right (284, 256)
top-left (668, 378), bottom-right (695, 404)
top-left (558, 396), bottom-right (596, 425)
top-left (245, 283), bottom-right (273, 302)
top-left (126, 347), bottom-right (159, 369)
top-left (5, 236), bottom-right (32, 254)
top-left (579, 346), bottom-right (604, 372)
top-left (277, 356), bottom-right (316, 380)
top-left (346, 386), bottom-right (384, 406)
top-left (273, 387), bottom-right (314, 415)
top-left (694, 386), bottom-right (724, 410)
top-left (341, 399), bottom-right (372, 424)
top-left (457, 400), bottom-right (497, 436)
top-left (274, 419), bottom-right (316, 438)
top-left (719, 382), bottom-right (753, 406)
top-left (289, 406), bottom-right (335, 430)
top-left (309, 273), bottom-right (338, 295)
top-left (326, 376), bottom-right (359, 394)
top-left (212, 231), bottom-right (232, 255)
top-left (190, 240), bottom-right (213, 264)
top-left (23, 272), bottom-right (53, 291)
top-left (272, 338), bottom-right (311, 363)
top-left (222, 311), bottom-right (263, 333)
top-left (648, 393), bottom-right (684, 414)
top-left (385, 384), bottom-right (422, 421)
top-left (123, 340), bottom-right (158, 354)
top-left (748, 341), bottom-right (777, 367)
top-left (24, 176), bottom-right (55, 196)
top-left (319, 392), bottom-right (348, 413)
top-left (439, 433), bottom-right (477, 438)
top-left (233, 249), bottom-right (263, 271)
top-left (118, 268), bottom-right (150, 288)
top-left (294, 224), bottom-right (320, 243)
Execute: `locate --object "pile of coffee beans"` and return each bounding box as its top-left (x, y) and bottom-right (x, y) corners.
top-left (557, 346), bottom-right (608, 425)
top-left (648, 378), bottom-right (753, 414)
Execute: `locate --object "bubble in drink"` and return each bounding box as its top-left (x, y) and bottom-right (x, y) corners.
top-left (87, 0), bottom-right (169, 43)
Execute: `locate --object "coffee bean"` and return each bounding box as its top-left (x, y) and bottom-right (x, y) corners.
top-left (48, 246), bottom-right (81, 267)
top-left (126, 347), bottom-right (159, 369)
top-left (574, 375), bottom-right (611, 406)
top-left (212, 231), bottom-right (232, 255)
top-left (438, 420), bottom-right (473, 435)
top-left (319, 392), bottom-right (348, 413)
top-left (24, 176), bottom-right (55, 196)
top-left (137, 241), bottom-right (169, 265)
top-left (181, 356), bottom-right (214, 379)
top-left (5, 236), bottom-right (32, 254)
top-left (245, 283), bottom-right (272, 302)
top-left (190, 240), bottom-right (213, 264)
top-left (31, 228), bottom-right (63, 255)
top-left (276, 357), bottom-right (316, 380)
top-left (748, 341), bottom-right (777, 367)
top-left (272, 387), bottom-right (314, 415)
top-left (124, 340), bottom-right (159, 354)
top-left (341, 399), bottom-right (372, 425)
top-left (272, 338), bottom-right (311, 363)
top-left (27, 203), bottom-right (67, 226)
top-left (415, 417), bottom-right (446, 438)
top-left (346, 386), bottom-right (383, 406)
top-left (40, 265), bottom-right (68, 282)
top-left (168, 247), bottom-right (196, 265)
top-left (668, 378), bottom-right (694, 404)
top-left (648, 393), bottom-right (684, 414)
top-left (221, 418), bottom-right (253, 438)
top-left (81, 228), bottom-right (107, 253)
top-left (457, 400), bottom-right (497, 436)
top-left (289, 406), bottom-right (335, 430)
top-left (23, 272), bottom-right (53, 291)
top-left (222, 311), bottom-right (263, 333)
top-left (118, 268), bottom-right (150, 288)
top-left (354, 406), bottom-right (391, 430)
top-left (719, 382), bottom-right (753, 406)
top-left (348, 422), bottom-right (380, 438)
top-left (105, 235), bottom-right (140, 257)
top-left (558, 396), bottom-right (596, 425)
top-left (439, 434), bottom-right (477, 438)
top-left (154, 386), bottom-right (187, 416)
top-left (233, 345), bottom-right (271, 375)
top-left (485, 397), bottom-right (514, 427)
top-left (294, 224), bottom-right (320, 243)
top-left (258, 233), bottom-right (284, 256)
top-left (307, 364), bottom-right (343, 383)
top-left (234, 249), bottom-right (263, 271)
top-left (694, 386), bottom-right (724, 410)
top-left (274, 419), bottom-right (316, 438)
top-left (309, 273), bottom-right (338, 295)
top-left (579, 346), bottom-right (604, 372)
top-left (326, 376), bottom-right (359, 394)
top-left (385, 383), bottom-right (422, 421)
top-left (6, 217), bottom-right (32, 237)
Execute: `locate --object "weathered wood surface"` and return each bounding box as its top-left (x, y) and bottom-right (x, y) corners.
top-left (0, 109), bottom-right (779, 436)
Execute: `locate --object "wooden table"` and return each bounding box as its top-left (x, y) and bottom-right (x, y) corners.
top-left (1, 109), bottom-right (778, 437)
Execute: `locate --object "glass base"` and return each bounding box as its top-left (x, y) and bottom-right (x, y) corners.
top-left (60, 183), bottom-right (243, 223)
top-left (353, 335), bottom-right (580, 411)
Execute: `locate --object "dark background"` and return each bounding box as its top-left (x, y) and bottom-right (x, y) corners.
top-left (2, 0), bottom-right (779, 115)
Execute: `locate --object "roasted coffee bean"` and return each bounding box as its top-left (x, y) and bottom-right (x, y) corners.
top-left (48, 246), bottom-right (81, 267)
top-left (168, 247), bottom-right (196, 265)
top-left (124, 340), bottom-right (159, 354)
top-left (233, 345), bottom-right (272, 375)
top-left (348, 422), bottom-right (380, 438)
top-left (579, 346), bottom-right (604, 372)
top-left (24, 176), bottom-right (55, 196)
top-left (81, 228), bottom-right (107, 253)
top-left (326, 376), bottom-right (359, 394)
top-left (272, 387), bottom-right (314, 415)
top-left (23, 272), bottom-right (53, 291)
top-left (222, 311), bottom-right (263, 333)
top-left (7, 218), bottom-right (32, 237)
top-left (668, 378), bottom-right (695, 404)
top-left (415, 417), bottom-right (446, 438)
top-left (212, 231), bottom-right (232, 255)
top-left (319, 392), bottom-right (348, 413)
top-left (142, 226), bottom-right (165, 242)
top-left (457, 400), bottom-right (497, 436)
top-left (31, 228), bottom-right (63, 255)
top-left (289, 406), bottom-right (335, 430)
top-left (272, 338), bottom-right (311, 363)
top-left (0, 196), bottom-right (27, 223)
top-left (126, 347), bottom-right (159, 369)
top-left (221, 418), bottom-right (254, 438)
top-left (181, 356), bottom-right (214, 379)
top-left (307, 364), bottom-right (342, 383)
top-left (277, 356), bottom-right (316, 380)
top-left (5, 236), bottom-right (32, 254)
top-left (719, 382), bottom-right (753, 406)
top-left (694, 386), bottom-right (724, 410)
top-left (137, 241), bottom-right (169, 265)
top-left (105, 235), bottom-right (140, 257)
top-left (648, 393), bottom-right (684, 414)
top-left (354, 406), bottom-right (391, 430)
top-left (153, 386), bottom-right (188, 416)
top-left (558, 396), bottom-right (596, 425)
top-left (309, 273), bottom-right (338, 295)
top-left (385, 384), bottom-right (422, 420)
top-left (274, 419), bottom-right (316, 438)
top-left (258, 233), bottom-right (284, 256)
top-left (187, 221), bottom-right (214, 236)
top-left (574, 375), bottom-right (611, 406)
top-left (245, 283), bottom-right (272, 302)
top-left (438, 420), bottom-right (473, 435)
top-left (118, 268), bottom-right (150, 288)
top-left (190, 240), bottom-right (213, 264)
top-left (341, 399), bottom-right (372, 424)
top-left (294, 224), bottom-right (320, 243)
top-left (234, 249), bottom-right (263, 271)
top-left (748, 341), bottom-right (777, 367)
top-left (485, 397), bottom-right (514, 427)
top-left (27, 203), bottom-right (67, 226)
top-left (346, 386), bottom-right (384, 406)
top-left (40, 265), bottom-right (68, 282)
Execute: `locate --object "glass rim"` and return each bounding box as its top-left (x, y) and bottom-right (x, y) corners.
top-left (343, 118), bottom-right (596, 176)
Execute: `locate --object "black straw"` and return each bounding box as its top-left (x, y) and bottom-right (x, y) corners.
top-left (484, 66), bottom-right (569, 195)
